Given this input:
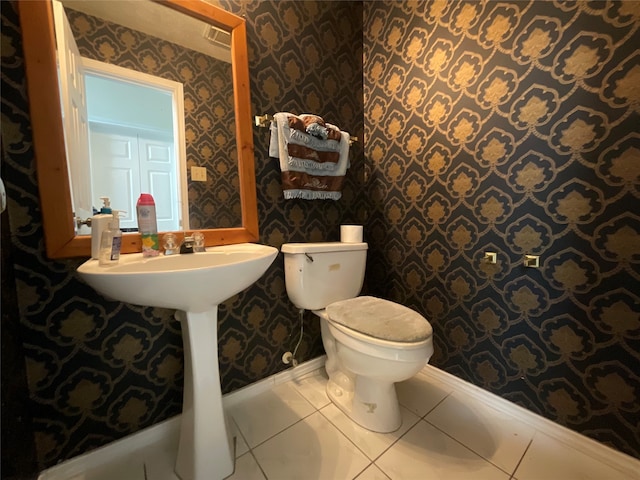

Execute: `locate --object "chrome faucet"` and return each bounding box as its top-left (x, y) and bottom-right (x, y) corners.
top-left (180, 235), bottom-right (195, 254)
top-left (163, 232), bottom-right (205, 255)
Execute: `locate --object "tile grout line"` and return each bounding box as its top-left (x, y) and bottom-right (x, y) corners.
top-left (233, 387), bottom-right (319, 453)
top-left (315, 403), bottom-right (375, 471)
top-left (421, 416), bottom-right (515, 477)
top-left (408, 389), bottom-right (453, 421)
top-left (509, 436), bottom-right (534, 480)
top-left (231, 416), bottom-right (269, 479)
top-left (420, 365), bottom-right (639, 475)
top-left (421, 375), bottom-right (533, 477)
top-left (294, 374), bottom-right (379, 477)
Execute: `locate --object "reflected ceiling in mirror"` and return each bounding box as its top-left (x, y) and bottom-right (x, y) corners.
top-left (19, 0), bottom-right (258, 258)
top-left (61, 0), bottom-right (241, 231)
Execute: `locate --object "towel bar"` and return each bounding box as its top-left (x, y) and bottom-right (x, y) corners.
top-left (254, 113), bottom-right (273, 127)
top-left (254, 114), bottom-right (358, 145)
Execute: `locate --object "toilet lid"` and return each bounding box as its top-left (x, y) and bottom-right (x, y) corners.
top-left (326, 296), bottom-right (432, 343)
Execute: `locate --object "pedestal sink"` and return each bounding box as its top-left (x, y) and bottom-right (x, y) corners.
top-left (77, 243), bottom-right (278, 480)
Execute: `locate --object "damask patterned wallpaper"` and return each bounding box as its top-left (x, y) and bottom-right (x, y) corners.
top-left (363, 1), bottom-right (639, 459)
top-left (65, 7), bottom-right (241, 230)
top-left (1, 0), bottom-right (363, 469)
top-left (2, 0), bottom-right (638, 471)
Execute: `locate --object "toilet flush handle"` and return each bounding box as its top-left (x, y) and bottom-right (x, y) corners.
top-left (305, 253), bottom-right (314, 262)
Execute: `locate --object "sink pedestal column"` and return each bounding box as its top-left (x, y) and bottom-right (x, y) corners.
top-left (175, 308), bottom-right (234, 480)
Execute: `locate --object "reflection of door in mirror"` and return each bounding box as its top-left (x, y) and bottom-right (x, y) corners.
top-left (52, 0), bottom-right (92, 231)
top-left (59, 0), bottom-right (242, 231)
top-left (83, 59), bottom-right (188, 232)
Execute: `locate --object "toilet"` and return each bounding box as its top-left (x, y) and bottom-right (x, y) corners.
top-left (281, 242), bottom-right (433, 433)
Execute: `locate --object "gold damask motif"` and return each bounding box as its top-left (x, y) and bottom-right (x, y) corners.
top-left (475, 129), bottom-right (515, 167)
top-left (425, 39), bottom-right (454, 76)
top-left (147, 347), bottom-right (183, 385)
top-left (472, 299), bottom-right (509, 334)
top-left (585, 363), bottom-right (639, 411)
top-left (589, 288), bottom-right (640, 338)
top-left (425, 193), bottom-right (452, 224)
top-left (448, 322), bottom-right (472, 350)
top-left (510, 85), bottom-right (559, 128)
top-left (606, 2), bottom-right (640, 27)
top-left (426, 144), bottom-right (451, 173)
top-left (470, 352), bottom-right (507, 388)
top-left (477, 67), bottom-right (518, 108)
top-left (425, 245), bottom-right (447, 272)
top-left (550, 108), bottom-right (609, 155)
top-left (505, 214), bottom-right (552, 253)
top-left (400, 28), bottom-right (429, 64)
top-left (507, 152), bottom-right (556, 193)
top-left (546, 248), bottom-right (599, 294)
top-left (553, 33), bottom-right (612, 83)
top-left (474, 187), bottom-right (512, 223)
top-left (448, 52), bottom-right (483, 91)
top-left (506, 343), bottom-right (540, 373)
top-left (594, 213), bottom-right (640, 263)
top-left (544, 387), bottom-right (583, 420)
top-left (512, 17), bottom-right (562, 64)
top-left (424, 92), bottom-right (452, 126)
top-left (541, 316), bottom-right (594, 358)
top-left (450, 2), bottom-right (483, 35)
top-left (478, 4), bottom-right (520, 47)
top-left (597, 134), bottom-right (640, 188)
top-left (446, 109), bottom-right (482, 145)
top-left (603, 53), bottom-right (640, 109)
top-left (446, 217), bottom-right (479, 250)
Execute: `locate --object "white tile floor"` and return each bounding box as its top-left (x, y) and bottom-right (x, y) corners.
top-left (39, 365), bottom-right (639, 480)
top-left (226, 369), bottom-right (637, 480)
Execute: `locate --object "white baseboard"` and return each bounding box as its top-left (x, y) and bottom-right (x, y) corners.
top-left (420, 364), bottom-right (640, 478)
top-left (223, 355), bottom-right (326, 409)
top-left (38, 416), bottom-right (182, 479)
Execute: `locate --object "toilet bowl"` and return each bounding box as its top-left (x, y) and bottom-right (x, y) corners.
top-left (281, 242), bottom-right (433, 433)
top-left (316, 297), bottom-right (433, 432)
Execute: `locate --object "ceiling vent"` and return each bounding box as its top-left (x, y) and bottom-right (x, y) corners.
top-left (204, 25), bottom-right (231, 49)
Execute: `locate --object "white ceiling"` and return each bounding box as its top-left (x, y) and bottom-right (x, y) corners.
top-left (61, 0), bottom-right (231, 63)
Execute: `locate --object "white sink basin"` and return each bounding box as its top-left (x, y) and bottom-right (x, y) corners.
top-left (77, 243), bottom-right (278, 312)
top-left (77, 243), bottom-right (278, 480)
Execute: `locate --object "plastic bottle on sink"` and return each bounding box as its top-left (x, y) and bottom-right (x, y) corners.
top-left (91, 196), bottom-right (113, 259)
top-left (136, 193), bottom-right (159, 257)
top-left (99, 210), bottom-right (123, 266)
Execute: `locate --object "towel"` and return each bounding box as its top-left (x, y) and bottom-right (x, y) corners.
top-left (270, 112), bottom-right (351, 200)
top-left (270, 113), bottom-right (343, 171)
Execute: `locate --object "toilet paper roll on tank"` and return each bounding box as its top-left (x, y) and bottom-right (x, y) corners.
top-left (340, 225), bottom-right (363, 243)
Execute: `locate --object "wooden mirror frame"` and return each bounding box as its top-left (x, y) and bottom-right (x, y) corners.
top-left (19, 0), bottom-right (259, 258)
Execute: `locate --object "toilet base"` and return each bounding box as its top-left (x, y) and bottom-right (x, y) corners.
top-left (326, 372), bottom-right (402, 433)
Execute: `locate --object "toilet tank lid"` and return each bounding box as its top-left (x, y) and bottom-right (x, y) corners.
top-left (281, 242), bottom-right (368, 254)
top-left (326, 296), bottom-right (432, 343)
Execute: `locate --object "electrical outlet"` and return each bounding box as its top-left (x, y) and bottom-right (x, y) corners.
top-left (191, 166), bottom-right (207, 182)
top-left (484, 252), bottom-right (497, 264)
top-left (524, 255), bottom-right (540, 268)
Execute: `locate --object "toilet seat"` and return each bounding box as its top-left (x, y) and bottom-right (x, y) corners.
top-left (325, 296), bottom-right (432, 344)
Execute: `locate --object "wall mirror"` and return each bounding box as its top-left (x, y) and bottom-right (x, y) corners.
top-left (19, 0), bottom-right (259, 259)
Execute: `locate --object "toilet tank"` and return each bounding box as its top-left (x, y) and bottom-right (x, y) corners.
top-left (281, 242), bottom-right (368, 311)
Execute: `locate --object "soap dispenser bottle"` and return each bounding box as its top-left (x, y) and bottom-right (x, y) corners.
top-left (91, 197), bottom-right (113, 259)
top-left (99, 210), bottom-right (123, 266)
